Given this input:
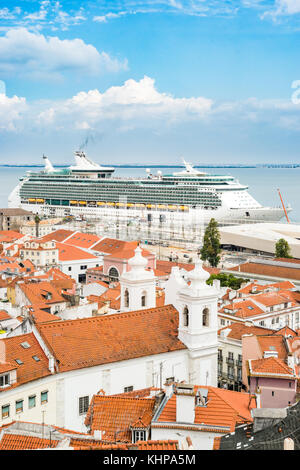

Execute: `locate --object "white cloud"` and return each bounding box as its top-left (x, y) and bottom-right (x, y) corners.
top-left (54, 76), bottom-right (213, 128)
top-left (0, 28), bottom-right (128, 80)
top-left (258, 0), bottom-right (300, 20)
top-left (93, 12), bottom-right (127, 23)
top-left (3, 76), bottom-right (300, 136)
top-left (0, 93), bottom-right (27, 131)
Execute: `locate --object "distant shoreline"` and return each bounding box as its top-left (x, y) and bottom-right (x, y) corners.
top-left (1, 164), bottom-right (300, 169)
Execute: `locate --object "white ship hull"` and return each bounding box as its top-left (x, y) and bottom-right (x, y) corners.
top-left (8, 153), bottom-right (291, 232)
top-left (12, 200), bottom-right (287, 225)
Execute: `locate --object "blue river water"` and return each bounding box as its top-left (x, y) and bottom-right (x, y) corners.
top-left (0, 166), bottom-right (299, 222)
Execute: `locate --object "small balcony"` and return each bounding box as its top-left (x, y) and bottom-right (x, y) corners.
top-left (226, 357), bottom-right (234, 365)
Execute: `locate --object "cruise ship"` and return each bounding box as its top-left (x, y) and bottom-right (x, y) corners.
top-left (8, 151), bottom-right (290, 225)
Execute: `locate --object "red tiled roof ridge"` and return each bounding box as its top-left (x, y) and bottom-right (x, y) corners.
top-left (249, 356), bottom-right (295, 376)
top-left (38, 304), bottom-right (178, 328)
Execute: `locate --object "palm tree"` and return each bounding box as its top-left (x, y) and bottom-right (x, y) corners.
top-left (34, 214), bottom-right (41, 238)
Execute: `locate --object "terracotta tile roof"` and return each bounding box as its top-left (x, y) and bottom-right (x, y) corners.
top-left (0, 433), bottom-right (58, 450)
top-left (97, 286), bottom-right (121, 311)
top-left (105, 246), bottom-right (152, 261)
top-left (237, 281), bottom-right (295, 296)
top-left (220, 299), bottom-right (264, 319)
top-left (85, 395), bottom-right (156, 442)
top-left (270, 281), bottom-right (296, 289)
top-left (155, 259), bottom-right (219, 276)
top-left (0, 310), bottom-right (11, 321)
top-left (111, 387), bottom-right (162, 398)
top-left (56, 242), bottom-right (99, 261)
top-left (1, 332), bottom-right (51, 387)
top-left (157, 386), bottom-right (255, 432)
top-left (92, 238), bottom-right (140, 255)
top-left (218, 322), bottom-right (273, 341)
top-left (0, 362), bottom-right (17, 373)
top-left (253, 291), bottom-right (295, 308)
top-left (69, 438), bottom-right (128, 450)
top-left (0, 231), bottom-right (24, 243)
top-left (28, 308), bottom-right (61, 323)
top-left (230, 261), bottom-right (300, 281)
top-left (248, 357), bottom-right (296, 377)
top-left (40, 229), bottom-right (75, 243)
top-left (273, 326), bottom-right (298, 337)
top-left (18, 280), bottom-right (66, 305)
top-left (135, 440), bottom-right (179, 450)
top-left (256, 335), bottom-right (287, 360)
top-left (47, 267), bottom-right (75, 281)
top-left (36, 305), bottom-right (185, 373)
top-left (237, 282), bottom-right (269, 295)
top-left (61, 232), bottom-right (101, 249)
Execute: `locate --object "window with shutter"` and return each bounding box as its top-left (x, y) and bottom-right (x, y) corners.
top-left (79, 396), bottom-right (89, 415)
top-left (2, 404), bottom-right (9, 418)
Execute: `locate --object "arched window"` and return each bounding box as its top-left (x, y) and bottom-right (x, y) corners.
top-left (203, 308), bottom-right (209, 327)
top-left (183, 306), bottom-right (189, 327)
top-left (124, 289), bottom-right (129, 308)
top-left (141, 291), bottom-right (147, 307)
top-left (108, 267), bottom-right (119, 280)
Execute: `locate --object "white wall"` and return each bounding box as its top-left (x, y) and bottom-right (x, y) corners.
top-left (59, 302), bottom-right (98, 320)
top-left (62, 349), bottom-right (189, 432)
top-left (59, 258), bottom-right (102, 283)
top-left (151, 426), bottom-right (220, 450)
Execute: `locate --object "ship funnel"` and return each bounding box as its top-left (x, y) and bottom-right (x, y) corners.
top-left (43, 154), bottom-right (55, 173)
top-left (73, 150), bottom-right (102, 170)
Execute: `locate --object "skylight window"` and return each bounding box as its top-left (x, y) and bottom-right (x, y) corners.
top-left (15, 359), bottom-right (23, 365)
top-left (269, 346), bottom-right (276, 350)
top-left (247, 306), bottom-right (254, 310)
top-left (32, 356), bottom-right (40, 362)
top-left (20, 341), bottom-right (30, 349)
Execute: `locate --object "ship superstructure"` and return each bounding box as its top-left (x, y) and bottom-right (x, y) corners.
top-left (8, 151), bottom-right (290, 226)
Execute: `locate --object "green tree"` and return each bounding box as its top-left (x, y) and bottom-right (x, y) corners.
top-left (275, 238), bottom-right (292, 259)
top-left (200, 218), bottom-right (221, 267)
top-left (207, 273), bottom-right (249, 290)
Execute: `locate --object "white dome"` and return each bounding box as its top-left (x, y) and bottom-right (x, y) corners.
top-left (188, 259), bottom-right (210, 293)
top-left (128, 246), bottom-right (148, 270)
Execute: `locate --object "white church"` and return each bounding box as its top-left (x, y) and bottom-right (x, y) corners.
top-left (0, 246), bottom-right (219, 432)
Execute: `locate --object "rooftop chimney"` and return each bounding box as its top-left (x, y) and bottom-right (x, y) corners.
top-left (175, 384), bottom-right (195, 424)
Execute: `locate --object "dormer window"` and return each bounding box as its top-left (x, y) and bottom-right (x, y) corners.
top-left (132, 429), bottom-right (147, 443)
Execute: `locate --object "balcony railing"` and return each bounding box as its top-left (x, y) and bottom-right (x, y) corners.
top-left (226, 357), bottom-right (234, 365)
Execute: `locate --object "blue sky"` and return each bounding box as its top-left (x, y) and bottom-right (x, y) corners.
top-left (1, 0), bottom-right (300, 164)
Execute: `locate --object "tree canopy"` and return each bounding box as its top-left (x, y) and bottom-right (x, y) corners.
top-left (275, 238), bottom-right (292, 259)
top-left (207, 273), bottom-right (250, 290)
top-left (200, 218), bottom-right (221, 267)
